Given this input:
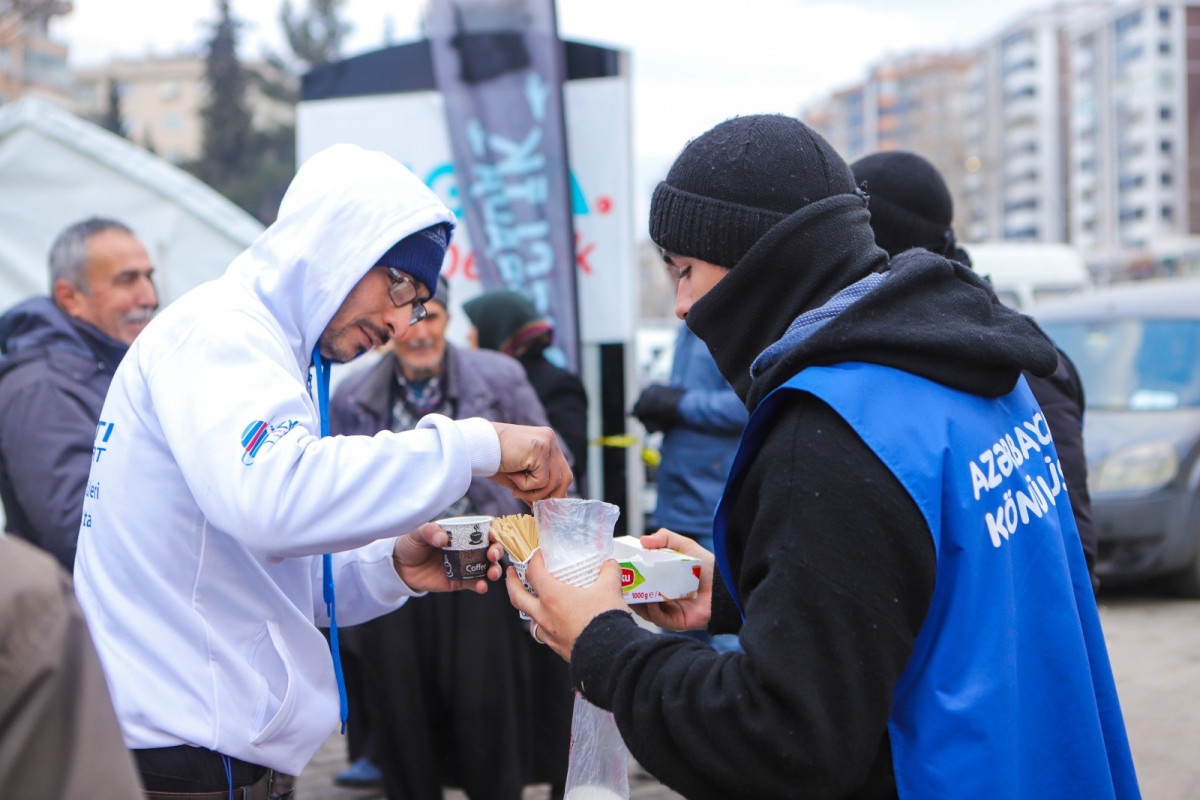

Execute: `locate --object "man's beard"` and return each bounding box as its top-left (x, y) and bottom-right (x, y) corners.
top-left (403, 362), bottom-right (440, 380)
top-left (318, 319), bottom-right (390, 363)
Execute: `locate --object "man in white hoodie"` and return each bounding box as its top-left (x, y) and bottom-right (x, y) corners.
top-left (73, 144), bottom-right (571, 798)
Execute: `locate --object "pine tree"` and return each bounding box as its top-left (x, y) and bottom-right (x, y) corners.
top-left (99, 78), bottom-right (126, 138)
top-left (279, 0), bottom-right (352, 69)
top-left (186, 0), bottom-right (354, 224)
top-left (193, 0), bottom-right (253, 190)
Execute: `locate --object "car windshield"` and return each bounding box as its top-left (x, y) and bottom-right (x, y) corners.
top-left (1042, 318), bottom-right (1200, 411)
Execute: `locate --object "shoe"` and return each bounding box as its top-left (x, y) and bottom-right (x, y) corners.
top-left (334, 757), bottom-right (383, 787)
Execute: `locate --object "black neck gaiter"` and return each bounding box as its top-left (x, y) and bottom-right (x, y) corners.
top-left (686, 193), bottom-right (887, 406)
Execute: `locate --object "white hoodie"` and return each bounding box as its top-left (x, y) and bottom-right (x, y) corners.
top-left (73, 145), bottom-right (500, 775)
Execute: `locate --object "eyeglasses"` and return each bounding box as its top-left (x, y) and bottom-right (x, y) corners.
top-left (385, 267), bottom-right (431, 326)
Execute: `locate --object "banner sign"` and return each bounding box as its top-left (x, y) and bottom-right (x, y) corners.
top-left (427, 0), bottom-right (580, 372)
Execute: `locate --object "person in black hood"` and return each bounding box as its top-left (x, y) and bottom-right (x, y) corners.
top-left (851, 149), bottom-right (1098, 591)
top-left (462, 288), bottom-right (589, 489)
top-left (0, 217), bottom-right (158, 569)
top-left (503, 115), bottom-right (1139, 799)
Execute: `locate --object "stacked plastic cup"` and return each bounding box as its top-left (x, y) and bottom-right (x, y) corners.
top-left (533, 498), bottom-right (621, 588)
top-left (534, 499), bottom-right (629, 800)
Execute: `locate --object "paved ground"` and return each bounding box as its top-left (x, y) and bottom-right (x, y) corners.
top-left (292, 587), bottom-right (1200, 799)
top-left (1097, 588), bottom-right (1200, 800)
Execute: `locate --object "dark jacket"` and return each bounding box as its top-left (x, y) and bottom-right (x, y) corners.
top-left (518, 349), bottom-right (589, 486)
top-left (1026, 349), bottom-right (1096, 581)
top-left (570, 194), bottom-right (1062, 799)
top-left (329, 345), bottom-right (574, 797)
top-left (0, 297), bottom-right (127, 569)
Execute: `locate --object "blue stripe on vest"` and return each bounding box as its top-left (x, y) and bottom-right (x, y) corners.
top-left (713, 362), bottom-right (1140, 799)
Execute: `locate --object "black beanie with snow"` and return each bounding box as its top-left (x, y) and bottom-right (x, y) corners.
top-left (649, 114), bottom-right (858, 269)
top-left (850, 151), bottom-right (957, 259)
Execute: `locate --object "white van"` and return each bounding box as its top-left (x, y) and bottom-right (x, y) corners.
top-left (962, 242), bottom-right (1092, 313)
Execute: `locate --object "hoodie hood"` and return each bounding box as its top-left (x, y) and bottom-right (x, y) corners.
top-left (747, 248), bottom-right (1059, 411)
top-left (0, 296), bottom-right (127, 379)
top-left (224, 144), bottom-right (455, 369)
top-left (461, 290), bottom-right (551, 355)
top-left (683, 195), bottom-right (1058, 412)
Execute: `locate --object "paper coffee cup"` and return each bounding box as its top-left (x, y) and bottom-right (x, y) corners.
top-left (437, 515), bottom-right (492, 581)
top-left (512, 547), bottom-right (538, 620)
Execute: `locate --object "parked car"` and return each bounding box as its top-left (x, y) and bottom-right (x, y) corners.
top-left (1035, 277), bottom-right (1200, 594)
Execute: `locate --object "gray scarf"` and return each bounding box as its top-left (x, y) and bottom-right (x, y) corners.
top-left (750, 272), bottom-right (888, 380)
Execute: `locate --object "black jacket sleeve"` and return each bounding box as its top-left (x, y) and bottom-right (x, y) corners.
top-left (570, 396), bottom-right (936, 799)
top-left (539, 371), bottom-right (589, 484)
top-left (1024, 349), bottom-right (1096, 585)
top-left (707, 572), bottom-right (742, 635)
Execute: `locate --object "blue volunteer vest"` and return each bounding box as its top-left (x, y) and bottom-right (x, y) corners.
top-left (714, 362), bottom-right (1139, 799)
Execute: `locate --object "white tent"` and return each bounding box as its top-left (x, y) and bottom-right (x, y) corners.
top-left (0, 96), bottom-right (264, 311)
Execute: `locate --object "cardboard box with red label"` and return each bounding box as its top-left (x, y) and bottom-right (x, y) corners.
top-left (614, 535), bottom-right (702, 604)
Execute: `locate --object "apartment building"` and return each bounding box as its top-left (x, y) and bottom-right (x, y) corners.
top-left (0, 1), bottom-right (73, 106)
top-left (72, 55), bottom-right (296, 164)
top-left (803, 52), bottom-right (974, 225)
top-left (963, 3), bottom-right (1112, 244)
top-left (1066, 1), bottom-right (1200, 270)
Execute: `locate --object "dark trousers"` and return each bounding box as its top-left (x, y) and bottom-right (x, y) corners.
top-left (135, 745), bottom-right (267, 792)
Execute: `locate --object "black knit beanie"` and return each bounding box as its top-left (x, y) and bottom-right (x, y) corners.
top-left (462, 289), bottom-right (546, 352)
top-left (850, 151), bottom-right (955, 258)
top-left (649, 114), bottom-right (858, 269)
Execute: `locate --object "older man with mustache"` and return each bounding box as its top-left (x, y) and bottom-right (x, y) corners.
top-left (0, 217), bottom-right (158, 569)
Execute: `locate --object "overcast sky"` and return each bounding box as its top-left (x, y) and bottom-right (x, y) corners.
top-left (54, 0), bottom-right (1053, 215)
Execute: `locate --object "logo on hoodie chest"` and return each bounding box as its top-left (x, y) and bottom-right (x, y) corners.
top-left (241, 419), bottom-right (299, 465)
